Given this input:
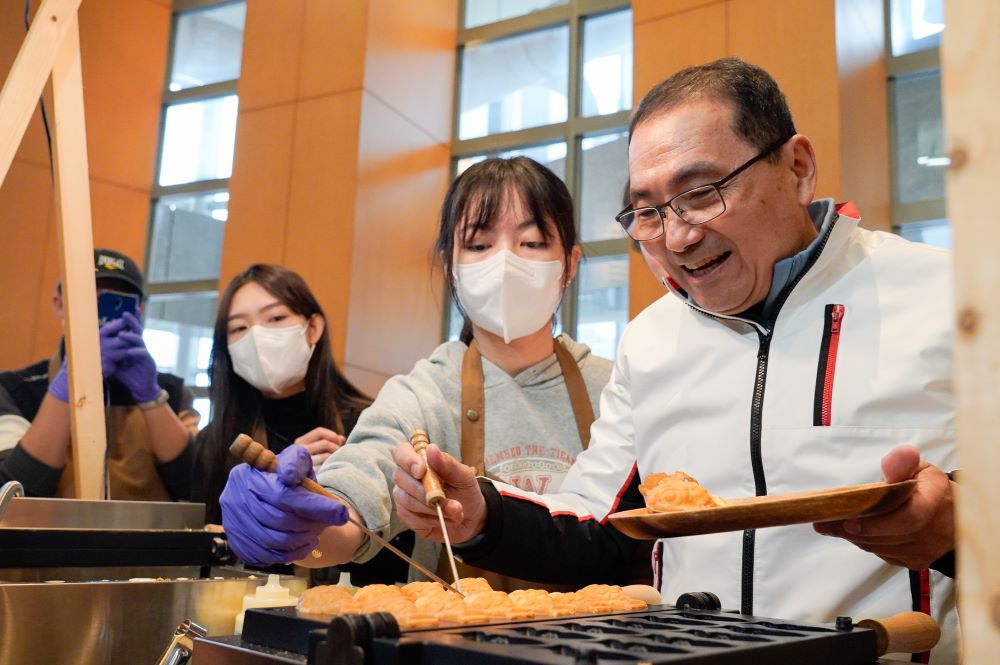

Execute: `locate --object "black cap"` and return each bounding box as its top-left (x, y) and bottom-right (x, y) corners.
top-left (93, 248), bottom-right (144, 296)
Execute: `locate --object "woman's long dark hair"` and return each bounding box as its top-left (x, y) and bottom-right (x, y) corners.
top-left (196, 264), bottom-right (371, 521)
top-left (435, 157), bottom-right (578, 343)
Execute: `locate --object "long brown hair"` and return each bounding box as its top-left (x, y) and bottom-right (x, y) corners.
top-left (196, 264), bottom-right (371, 520)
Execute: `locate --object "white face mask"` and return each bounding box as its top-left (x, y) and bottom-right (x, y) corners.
top-left (228, 323), bottom-right (315, 394)
top-left (454, 250), bottom-right (564, 344)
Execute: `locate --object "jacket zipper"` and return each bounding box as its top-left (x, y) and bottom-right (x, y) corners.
top-left (740, 217), bottom-right (839, 617)
top-left (813, 304), bottom-right (845, 426)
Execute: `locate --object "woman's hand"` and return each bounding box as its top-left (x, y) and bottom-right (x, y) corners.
top-left (392, 441), bottom-right (488, 544)
top-left (220, 445), bottom-right (348, 566)
top-left (294, 427), bottom-right (346, 468)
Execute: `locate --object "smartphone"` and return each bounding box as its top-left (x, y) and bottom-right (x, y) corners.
top-left (97, 290), bottom-right (140, 327)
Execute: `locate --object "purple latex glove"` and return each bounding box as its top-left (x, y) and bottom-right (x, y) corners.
top-left (221, 445), bottom-right (349, 567)
top-left (47, 318), bottom-right (132, 402)
top-left (111, 311), bottom-right (161, 403)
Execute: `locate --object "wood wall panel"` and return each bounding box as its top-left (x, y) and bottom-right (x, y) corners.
top-left (632, 0), bottom-right (722, 23)
top-left (835, 0), bottom-right (890, 231)
top-left (220, 104), bottom-right (297, 280)
top-left (226, 0), bottom-right (456, 376)
top-left (363, 0), bottom-right (458, 144)
top-left (238, 0), bottom-right (304, 111)
top-left (345, 91), bottom-right (451, 383)
top-left (0, 164), bottom-right (55, 366)
top-left (284, 91), bottom-right (364, 365)
top-left (727, 0), bottom-right (841, 199)
top-left (298, 0), bottom-right (368, 99)
top-left (633, 3), bottom-right (727, 104)
top-left (78, 0), bottom-right (170, 190)
top-left (0, 0), bottom-right (169, 370)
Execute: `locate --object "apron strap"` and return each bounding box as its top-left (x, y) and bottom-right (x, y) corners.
top-left (552, 337), bottom-right (595, 450)
top-left (460, 337), bottom-right (595, 477)
top-left (460, 340), bottom-right (487, 476)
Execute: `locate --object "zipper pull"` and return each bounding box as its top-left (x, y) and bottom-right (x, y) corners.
top-left (830, 304), bottom-right (844, 333)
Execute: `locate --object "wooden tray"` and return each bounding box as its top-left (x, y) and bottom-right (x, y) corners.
top-left (608, 480), bottom-right (916, 539)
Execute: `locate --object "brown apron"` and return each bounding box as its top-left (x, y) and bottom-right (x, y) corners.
top-left (440, 338), bottom-right (595, 592)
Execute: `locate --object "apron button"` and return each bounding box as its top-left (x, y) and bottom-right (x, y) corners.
top-left (465, 409), bottom-right (480, 422)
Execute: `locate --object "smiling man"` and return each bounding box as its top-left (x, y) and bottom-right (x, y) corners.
top-left (393, 58), bottom-right (958, 662)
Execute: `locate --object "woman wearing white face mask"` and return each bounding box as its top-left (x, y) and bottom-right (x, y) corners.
top-left (192, 265), bottom-right (372, 524)
top-left (194, 265), bottom-right (420, 585)
top-left (219, 158), bottom-right (650, 591)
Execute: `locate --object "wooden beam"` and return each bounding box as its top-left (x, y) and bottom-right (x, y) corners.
top-left (0, 0), bottom-right (83, 184)
top-left (941, 0), bottom-right (1000, 660)
top-left (50, 12), bottom-right (106, 500)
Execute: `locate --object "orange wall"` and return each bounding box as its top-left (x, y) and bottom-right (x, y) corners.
top-left (629, 0), bottom-right (889, 317)
top-left (0, 0), bottom-right (170, 370)
top-left (223, 0), bottom-right (456, 396)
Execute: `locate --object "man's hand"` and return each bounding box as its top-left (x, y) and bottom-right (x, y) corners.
top-left (392, 441), bottom-right (487, 544)
top-left (814, 444), bottom-right (955, 569)
top-left (294, 427), bottom-right (345, 468)
top-left (111, 311), bottom-right (162, 403)
top-left (47, 317), bottom-right (132, 402)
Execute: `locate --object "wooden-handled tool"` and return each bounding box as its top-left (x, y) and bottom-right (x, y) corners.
top-left (229, 434), bottom-right (464, 596)
top-left (858, 611), bottom-right (940, 656)
top-left (410, 429), bottom-right (463, 595)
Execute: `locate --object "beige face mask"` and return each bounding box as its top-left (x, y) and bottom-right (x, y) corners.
top-left (454, 250), bottom-right (564, 344)
top-left (228, 323), bottom-right (315, 393)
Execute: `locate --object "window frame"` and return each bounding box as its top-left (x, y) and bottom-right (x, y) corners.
top-left (884, 0), bottom-right (946, 233)
top-left (144, 0), bottom-right (246, 408)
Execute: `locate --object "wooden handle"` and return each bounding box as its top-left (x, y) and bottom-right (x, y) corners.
top-left (410, 429), bottom-right (445, 505)
top-left (857, 611), bottom-right (940, 656)
top-left (230, 434), bottom-right (278, 472)
top-left (230, 434), bottom-right (341, 501)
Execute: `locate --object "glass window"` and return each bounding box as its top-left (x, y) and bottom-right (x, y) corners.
top-left (456, 141), bottom-right (567, 180)
top-left (579, 131), bottom-right (629, 242)
top-left (896, 218), bottom-right (952, 248)
top-left (581, 10), bottom-right (633, 117)
top-left (889, 0), bottom-right (945, 57)
top-left (446, 298), bottom-right (464, 341)
top-left (575, 254), bottom-right (628, 360)
top-left (143, 291), bottom-right (218, 390)
top-left (459, 26), bottom-right (569, 140)
top-left (192, 397), bottom-right (211, 429)
top-left (464, 0), bottom-right (567, 29)
top-left (148, 192), bottom-right (229, 283)
top-left (169, 3), bottom-right (247, 91)
top-left (158, 95), bottom-right (239, 186)
top-left (891, 70), bottom-right (946, 205)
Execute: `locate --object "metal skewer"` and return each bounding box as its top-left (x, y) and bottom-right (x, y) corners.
top-left (409, 429), bottom-right (463, 596)
top-left (229, 434), bottom-right (463, 596)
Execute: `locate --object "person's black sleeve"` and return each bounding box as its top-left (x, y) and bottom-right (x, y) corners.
top-left (929, 470), bottom-right (959, 578)
top-left (456, 475), bottom-right (646, 584)
top-left (155, 439), bottom-right (195, 501)
top-left (0, 443), bottom-right (62, 497)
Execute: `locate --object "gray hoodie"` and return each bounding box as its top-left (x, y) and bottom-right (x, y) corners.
top-left (316, 334), bottom-right (612, 578)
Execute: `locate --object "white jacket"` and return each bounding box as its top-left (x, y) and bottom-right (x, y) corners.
top-left (477, 210), bottom-right (958, 662)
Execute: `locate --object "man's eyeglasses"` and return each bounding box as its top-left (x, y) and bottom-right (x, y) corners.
top-left (616, 136), bottom-right (791, 241)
